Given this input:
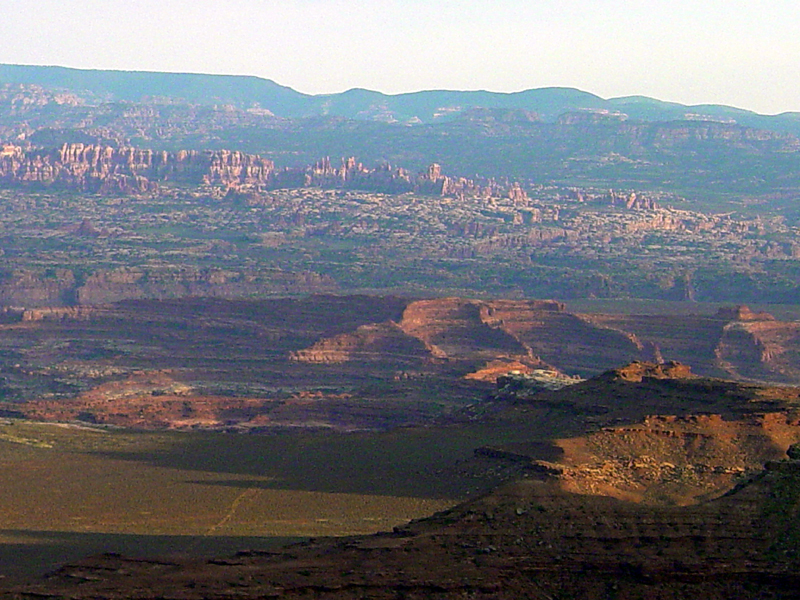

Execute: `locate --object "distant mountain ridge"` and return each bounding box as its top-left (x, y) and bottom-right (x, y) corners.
top-left (4, 63), bottom-right (800, 204)
top-left (2, 63), bottom-right (799, 134)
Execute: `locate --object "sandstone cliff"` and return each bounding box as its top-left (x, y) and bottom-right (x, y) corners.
top-left (289, 299), bottom-right (800, 383)
top-left (0, 143), bottom-right (276, 193)
top-left (292, 298), bottom-right (654, 376)
top-left (290, 321), bottom-right (432, 365)
top-left (715, 318), bottom-right (800, 382)
top-left (0, 268), bottom-right (76, 306)
top-left (0, 143), bottom-right (531, 200)
top-left (292, 298), bottom-right (565, 371)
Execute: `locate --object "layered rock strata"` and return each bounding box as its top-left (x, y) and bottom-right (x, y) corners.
top-left (0, 143), bottom-right (530, 198)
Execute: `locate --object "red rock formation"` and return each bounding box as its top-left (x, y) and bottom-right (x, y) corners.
top-left (0, 144), bottom-right (276, 193)
top-left (203, 149), bottom-right (275, 186)
top-left (292, 298), bottom-right (542, 369)
top-left (291, 297), bottom-right (646, 376)
top-left (288, 298), bottom-right (800, 383)
top-left (1, 142), bottom-right (536, 200)
top-left (582, 312), bottom-right (731, 376)
top-left (290, 321), bottom-right (431, 365)
top-left (397, 298), bottom-right (533, 362)
top-left (490, 305), bottom-right (645, 374)
top-left (607, 359), bottom-right (696, 382)
top-left (546, 410), bottom-right (800, 504)
top-left (0, 266), bottom-right (338, 308)
top-left (489, 361), bottom-right (800, 504)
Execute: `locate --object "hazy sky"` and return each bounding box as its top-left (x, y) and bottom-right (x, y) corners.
top-left (2, 0), bottom-right (798, 114)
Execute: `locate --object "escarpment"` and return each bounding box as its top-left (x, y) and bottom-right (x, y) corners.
top-left (292, 298), bottom-right (561, 371)
top-left (397, 298), bottom-right (534, 361)
top-left (0, 269), bottom-right (76, 306)
top-left (0, 143), bottom-right (277, 192)
top-left (290, 300), bottom-right (800, 383)
top-left (715, 318), bottom-right (800, 383)
top-left (0, 267), bottom-right (337, 307)
top-left (289, 321), bottom-right (432, 365)
top-left (0, 143), bottom-right (533, 199)
top-left (3, 291), bottom-right (800, 386)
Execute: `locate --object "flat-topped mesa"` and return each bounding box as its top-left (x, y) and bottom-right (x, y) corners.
top-left (715, 305), bottom-right (776, 322)
top-left (290, 298), bottom-right (568, 368)
top-left (289, 321), bottom-right (432, 365)
top-left (608, 360), bottom-right (696, 382)
top-left (398, 298), bottom-right (540, 359)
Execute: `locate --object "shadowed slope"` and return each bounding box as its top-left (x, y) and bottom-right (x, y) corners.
top-left (8, 452), bottom-right (800, 599)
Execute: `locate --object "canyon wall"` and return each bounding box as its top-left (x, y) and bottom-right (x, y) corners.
top-left (0, 267), bottom-right (337, 307)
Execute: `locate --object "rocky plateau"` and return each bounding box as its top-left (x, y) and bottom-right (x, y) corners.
top-left (5, 362), bottom-right (800, 598)
top-left (0, 296), bottom-right (799, 435)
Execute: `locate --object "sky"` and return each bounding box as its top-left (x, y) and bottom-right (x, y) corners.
top-left (2, 0), bottom-right (798, 115)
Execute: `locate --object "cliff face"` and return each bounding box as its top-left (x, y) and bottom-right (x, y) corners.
top-left (0, 269), bottom-right (76, 306)
top-left (292, 298), bottom-right (649, 376)
top-left (715, 319), bottom-right (800, 382)
top-left (0, 143), bottom-right (276, 193)
top-left (5, 296), bottom-right (800, 426)
top-left (289, 300), bottom-right (800, 383)
top-left (289, 321), bottom-right (432, 365)
top-left (0, 267), bottom-right (336, 307)
top-left (4, 298), bottom-right (800, 435)
top-left (582, 313), bottom-right (731, 376)
top-left (0, 143), bottom-right (532, 199)
top-left (485, 304), bottom-right (648, 373)
top-left (2, 290), bottom-right (794, 385)
top-left (397, 298), bottom-right (534, 360)
top-left (292, 298), bottom-right (564, 370)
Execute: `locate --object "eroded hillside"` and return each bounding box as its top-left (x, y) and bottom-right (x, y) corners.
top-left (7, 434), bottom-right (800, 599)
top-left (3, 297), bottom-right (800, 431)
top-left (487, 361), bottom-right (800, 505)
top-left (4, 342), bottom-right (800, 595)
